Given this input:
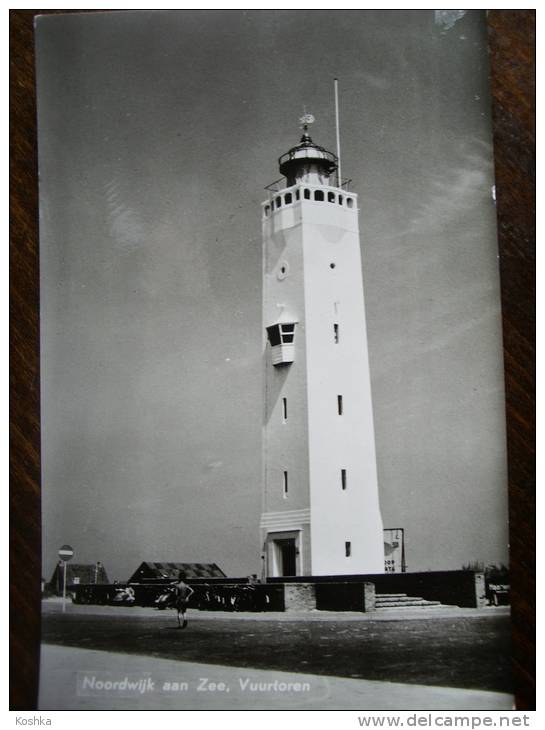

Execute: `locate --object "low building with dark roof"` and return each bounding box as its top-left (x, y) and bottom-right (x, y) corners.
top-left (128, 561), bottom-right (225, 583)
top-left (47, 562), bottom-right (110, 595)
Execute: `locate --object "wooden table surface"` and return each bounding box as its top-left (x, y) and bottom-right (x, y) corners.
top-left (9, 9), bottom-right (535, 710)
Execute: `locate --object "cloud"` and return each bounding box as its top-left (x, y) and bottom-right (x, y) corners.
top-left (205, 460), bottom-right (223, 471)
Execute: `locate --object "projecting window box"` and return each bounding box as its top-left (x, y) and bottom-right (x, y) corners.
top-left (266, 322), bottom-right (297, 366)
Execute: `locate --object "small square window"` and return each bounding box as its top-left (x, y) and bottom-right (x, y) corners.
top-left (280, 323), bottom-right (295, 344)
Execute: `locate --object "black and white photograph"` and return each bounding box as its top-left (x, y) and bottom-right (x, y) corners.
top-left (35, 9), bottom-right (514, 711)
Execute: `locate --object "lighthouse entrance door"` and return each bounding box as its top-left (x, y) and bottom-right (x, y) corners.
top-left (266, 531), bottom-right (300, 577)
top-left (276, 538), bottom-right (296, 577)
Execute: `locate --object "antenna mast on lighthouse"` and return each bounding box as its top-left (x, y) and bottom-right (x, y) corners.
top-left (334, 78), bottom-right (342, 188)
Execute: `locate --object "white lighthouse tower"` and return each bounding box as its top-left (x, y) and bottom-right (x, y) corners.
top-left (260, 115), bottom-right (385, 578)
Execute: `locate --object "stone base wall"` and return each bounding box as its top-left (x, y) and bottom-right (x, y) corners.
top-left (363, 581), bottom-right (376, 611)
top-left (284, 583), bottom-right (316, 611)
top-left (315, 581), bottom-right (376, 612)
top-left (269, 570), bottom-right (487, 608)
top-left (71, 572), bottom-right (488, 612)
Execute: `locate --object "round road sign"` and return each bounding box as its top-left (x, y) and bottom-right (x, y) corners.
top-left (58, 544), bottom-right (74, 562)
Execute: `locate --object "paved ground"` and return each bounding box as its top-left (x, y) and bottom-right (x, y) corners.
top-left (41, 601), bottom-right (513, 697)
top-left (44, 598), bottom-right (509, 622)
top-left (39, 644), bottom-right (514, 711)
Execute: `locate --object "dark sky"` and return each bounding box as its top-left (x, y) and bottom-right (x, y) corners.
top-left (36, 9), bottom-right (509, 581)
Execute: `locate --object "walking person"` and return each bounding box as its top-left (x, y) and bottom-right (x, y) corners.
top-left (173, 571), bottom-right (194, 629)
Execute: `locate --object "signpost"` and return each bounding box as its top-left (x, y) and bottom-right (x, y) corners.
top-left (383, 529), bottom-right (406, 573)
top-left (58, 544), bottom-right (74, 612)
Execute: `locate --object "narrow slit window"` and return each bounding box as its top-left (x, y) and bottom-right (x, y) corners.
top-left (283, 471), bottom-right (288, 497)
top-left (304, 188), bottom-right (311, 200)
top-left (338, 195), bottom-right (344, 206)
top-left (264, 205), bottom-right (270, 217)
top-left (276, 196), bottom-right (282, 209)
top-left (282, 397), bottom-right (287, 422)
top-left (334, 323), bottom-right (339, 343)
top-left (345, 541), bottom-right (351, 557)
top-left (295, 189), bottom-right (300, 201)
top-left (346, 197), bottom-right (354, 209)
top-left (337, 394), bottom-right (343, 415)
top-left (341, 469), bottom-right (347, 490)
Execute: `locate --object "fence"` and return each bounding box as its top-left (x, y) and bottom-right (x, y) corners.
top-left (72, 582), bottom-right (285, 611)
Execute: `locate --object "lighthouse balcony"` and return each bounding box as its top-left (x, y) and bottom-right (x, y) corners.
top-left (278, 145), bottom-right (337, 171)
top-left (262, 183), bottom-right (357, 220)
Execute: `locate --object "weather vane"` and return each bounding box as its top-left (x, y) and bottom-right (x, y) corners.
top-left (299, 111), bottom-right (315, 132)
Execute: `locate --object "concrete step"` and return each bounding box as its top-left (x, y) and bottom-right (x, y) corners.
top-left (374, 592), bottom-right (457, 610)
top-left (375, 595), bottom-right (430, 603)
top-left (376, 600), bottom-right (443, 608)
top-left (376, 604), bottom-right (446, 610)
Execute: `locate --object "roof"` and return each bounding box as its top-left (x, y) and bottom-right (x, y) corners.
top-left (48, 563), bottom-right (110, 591)
top-left (128, 561), bottom-right (226, 583)
top-left (278, 133), bottom-right (337, 177)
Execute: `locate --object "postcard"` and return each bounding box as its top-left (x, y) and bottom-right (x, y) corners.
top-left (36, 9), bottom-right (512, 711)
